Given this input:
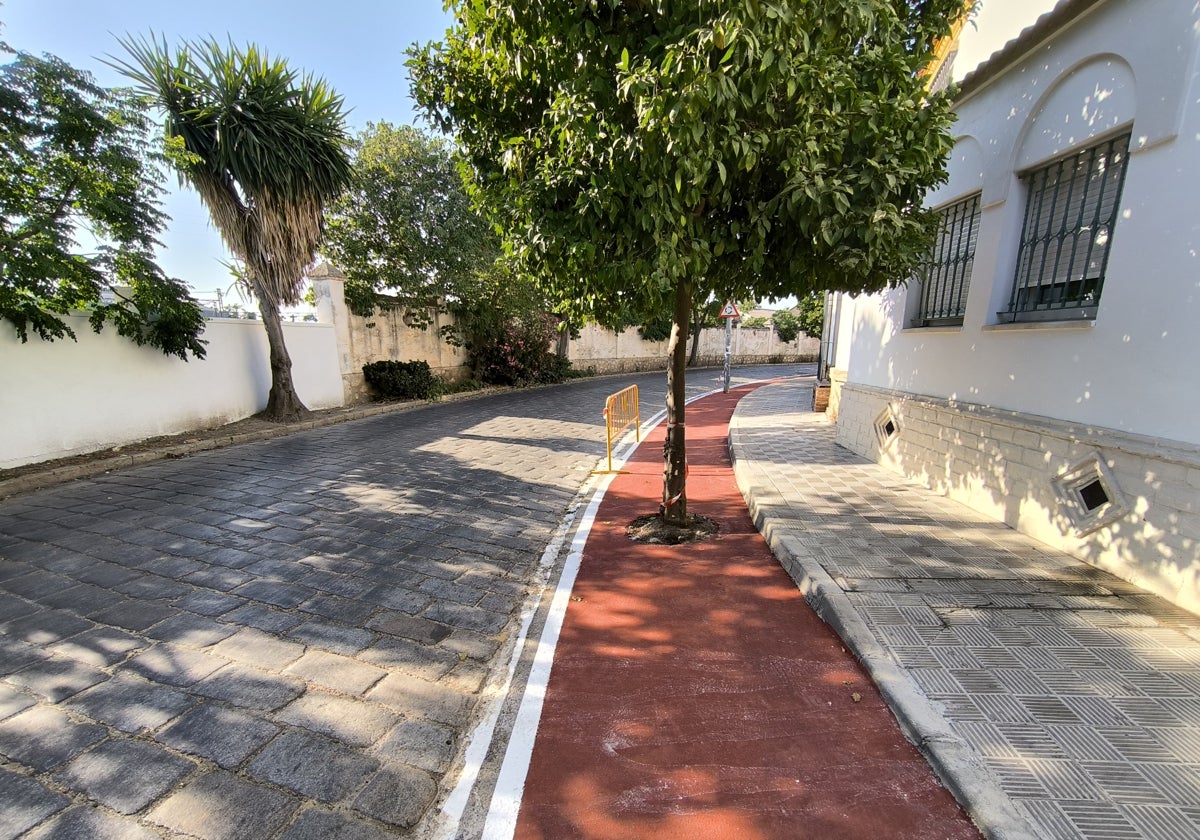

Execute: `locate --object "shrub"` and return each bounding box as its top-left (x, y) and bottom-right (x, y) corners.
top-left (362, 360), bottom-right (443, 401)
top-left (637, 316), bottom-right (673, 343)
top-left (771, 310), bottom-right (802, 344)
top-left (475, 312), bottom-right (574, 386)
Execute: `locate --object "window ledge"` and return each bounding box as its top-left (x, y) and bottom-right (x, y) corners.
top-left (902, 325), bottom-right (963, 334)
top-left (982, 319), bottom-right (1096, 332)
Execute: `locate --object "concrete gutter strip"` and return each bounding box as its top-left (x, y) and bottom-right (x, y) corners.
top-left (728, 422), bottom-right (1042, 840)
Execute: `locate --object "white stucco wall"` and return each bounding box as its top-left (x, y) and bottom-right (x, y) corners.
top-left (845, 0), bottom-right (1200, 447)
top-left (2, 317), bottom-right (343, 469)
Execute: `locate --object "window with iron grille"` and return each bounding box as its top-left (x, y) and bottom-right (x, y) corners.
top-left (912, 192), bottom-right (980, 327)
top-left (1001, 133), bottom-right (1131, 322)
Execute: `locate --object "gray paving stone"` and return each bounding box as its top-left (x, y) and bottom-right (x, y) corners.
top-left (209, 627), bottom-right (306, 670)
top-left (248, 730), bottom-right (379, 803)
top-left (361, 584), bottom-right (431, 614)
top-left (114, 574), bottom-right (192, 600)
top-left (351, 763), bottom-right (438, 829)
top-left (442, 629), bottom-right (502, 661)
top-left (0, 593), bottom-right (37, 623)
top-left (297, 593), bottom-right (376, 624)
top-left (121, 643), bottom-right (229, 687)
top-left (222, 602), bottom-right (305, 633)
top-left (374, 719), bottom-right (456, 773)
top-left (192, 662), bottom-right (306, 711)
top-left (279, 809), bottom-right (395, 840)
top-left (2, 572), bottom-right (78, 602)
top-left (36, 583), bottom-right (113, 615)
top-left (47, 626), bottom-right (147, 667)
top-left (144, 612), bottom-right (238, 648)
top-left (147, 770), bottom-right (298, 840)
top-left (234, 579), bottom-right (316, 609)
top-left (54, 738), bottom-right (193, 814)
top-left (442, 661), bottom-right (490, 694)
top-left (174, 589), bottom-right (244, 617)
top-left (0, 637), bottom-right (50, 678)
top-left (275, 690), bottom-right (399, 747)
top-left (88, 600), bottom-right (178, 631)
top-left (183, 565), bottom-right (254, 592)
top-left (286, 619), bottom-right (374, 655)
top-left (0, 683), bottom-right (35, 721)
top-left (156, 702), bottom-right (280, 768)
top-left (367, 673), bottom-right (472, 726)
top-left (0, 705), bottom-right (106, 771)
top-left (4, 656), bottom-right (106, 702)
top-left (23, 805), bottom-right (162, 840)
top-left (367, 611), bottom-right (453, 644)
top-left (282, 650), bottom-right (386, 695)
top-left (0, 768), bottom-right (69, 839)
top-left (2, 609), bottom-right (94, 645)
top-left (359, 637), bottom-right (459, 681)
top-left (420, 600), bottom-right (510, 635)
top-left (65, 675), bottom-right (194, 734)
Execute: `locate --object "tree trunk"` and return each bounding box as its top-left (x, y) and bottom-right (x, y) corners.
top-left (255, 289), bottom-right (310, 423)
top-left (662, 279), bottom-right (691, 525)
top-left (556, 315), bottom-right (570, 358)
top-left (687, 305), bottom-right (703, 367)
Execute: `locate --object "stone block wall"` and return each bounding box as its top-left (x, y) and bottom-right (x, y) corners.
top-left (836, 382), bottom-right (1200, 615)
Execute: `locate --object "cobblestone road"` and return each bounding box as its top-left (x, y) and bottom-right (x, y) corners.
top-left (0, 365), bottom-right (796, 839)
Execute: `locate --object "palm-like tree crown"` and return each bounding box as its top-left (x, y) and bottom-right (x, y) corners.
top-left (112, 36), bottom-right (352, 305)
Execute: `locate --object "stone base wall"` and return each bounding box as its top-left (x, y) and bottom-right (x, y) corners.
top-left (835, 382), bottom-right (1200, 615)
top-left (826, 368), bottom-right (848, 423)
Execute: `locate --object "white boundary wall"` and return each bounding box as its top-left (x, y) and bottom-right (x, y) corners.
top-left (2, 316), bottom-right (343, 470)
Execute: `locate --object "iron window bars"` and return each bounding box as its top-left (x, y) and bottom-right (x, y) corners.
top-left (912, 192), bottom-right (981, 327)
top-left (1001, 133), bottom-right (1131, 323)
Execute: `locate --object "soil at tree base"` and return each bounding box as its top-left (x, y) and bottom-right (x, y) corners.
top-left (513, 383), bottom-right (982, 840)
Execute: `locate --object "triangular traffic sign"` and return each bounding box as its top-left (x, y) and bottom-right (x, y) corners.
top-left (718, 301), bottom-right (741, 319)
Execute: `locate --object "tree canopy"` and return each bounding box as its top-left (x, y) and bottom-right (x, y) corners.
top-left (323, 122), bottom-right (498, 319)
top-left (0, 42), bottom-right (205, 360)
top-left (411, 0), bottom-right (964, 326)
top-left (411, 0), bottom-right (965, 522)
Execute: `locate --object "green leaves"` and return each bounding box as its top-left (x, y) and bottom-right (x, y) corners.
top-left (0, 47), bottom-right (205, 359)
top-left (322, 121), bottom-right (499, 318)
top-left (410, 0), bottom-right (963, 322)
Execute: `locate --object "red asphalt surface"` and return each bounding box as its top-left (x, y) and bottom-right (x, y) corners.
top-left (513, 384), bottom-right (982, 840)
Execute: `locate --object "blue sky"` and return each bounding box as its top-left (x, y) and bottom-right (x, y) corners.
top-left (3, 0), bottom-right (455, 298)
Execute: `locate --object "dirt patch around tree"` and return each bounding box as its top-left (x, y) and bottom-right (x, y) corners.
top-left (625, 512), bottom-right (719, 545)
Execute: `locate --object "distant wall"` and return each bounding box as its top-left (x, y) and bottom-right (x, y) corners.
top-left (568, 322), bottom-right (818, 374)
top-left (2, 316), bottom-right (342, 470)
top-left (313, 277), bottom-right (472, 404)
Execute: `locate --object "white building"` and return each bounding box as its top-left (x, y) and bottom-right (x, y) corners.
top-left (827, 0), bottom-right (1200, 613)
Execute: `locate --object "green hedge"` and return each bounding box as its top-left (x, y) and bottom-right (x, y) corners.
top-left (362, 360), bottom-right (443, 401)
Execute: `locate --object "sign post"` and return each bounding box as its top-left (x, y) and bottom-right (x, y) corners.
top-left (718, 301), bottom-right (741, 393)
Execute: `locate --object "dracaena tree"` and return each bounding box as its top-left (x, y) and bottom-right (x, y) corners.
top-left (113, 36), bottom-right (352, 422)
top-left (411, 0), bottom-right (965, 525)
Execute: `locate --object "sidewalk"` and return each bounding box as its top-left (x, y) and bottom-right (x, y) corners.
top-left (729, 378), bottom-right (1200, 840)
top-left (501, 383), bottom-right (981, 840)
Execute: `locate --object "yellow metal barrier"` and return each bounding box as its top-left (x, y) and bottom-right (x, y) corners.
top-left (600, 385), bottom-right (640, 473)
